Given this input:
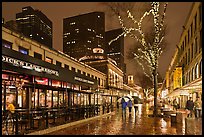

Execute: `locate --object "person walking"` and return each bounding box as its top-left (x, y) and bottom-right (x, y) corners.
top-left (185, 97), bottom-right (194, 118)
top-left (134, 98), bottom-right (139, 115)
top-left (121, 98), bottom-right (127, 116)
top-left (127, 100), bottom-right (133, 114)
top-left (194, 97), bottom-right (202, 118)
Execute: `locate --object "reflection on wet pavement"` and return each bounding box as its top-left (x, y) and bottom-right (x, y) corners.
top-left (47, 104), bottom-right (202, 135)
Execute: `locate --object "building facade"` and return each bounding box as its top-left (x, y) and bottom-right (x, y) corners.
top-left (16, 6), bottom-right (52, 48)
top-left (2, 25), bottom-right (108, 114)
top-left (63, 12), bottom-right (106, 61)
top-left (164, 2), bottom-right (202, 109)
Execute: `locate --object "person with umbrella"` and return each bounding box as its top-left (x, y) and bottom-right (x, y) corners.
top-left (127, 100), bottom-right (133, 114)
top-left (121, 98), bottom-right (127, 116)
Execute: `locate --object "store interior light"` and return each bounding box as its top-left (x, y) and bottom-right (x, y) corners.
top-left (8, 85), bottom-right (16, 89)
top-left (35, 79), bottom-right (44, 83)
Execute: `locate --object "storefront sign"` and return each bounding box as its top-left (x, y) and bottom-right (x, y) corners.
top-left (2, 55), bottom-right (59, 76)
top-left (74, 77), bottom-right (94, 85)
top-left (173, 67), bottom-right (182, 89)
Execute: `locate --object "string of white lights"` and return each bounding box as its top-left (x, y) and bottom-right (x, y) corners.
top-left (108, 2), bottom-right (168, 81)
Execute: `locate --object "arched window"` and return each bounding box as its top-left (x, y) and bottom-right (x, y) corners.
top-left (195, 63), bottom-right (199, 79)
top-left (199, 60), bottom-right (202, 76)
top-left (192, 67), bottom-right (194, 81)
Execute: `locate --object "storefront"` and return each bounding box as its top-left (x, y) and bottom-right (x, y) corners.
top-left (2, 47), bottom-right (98, 111)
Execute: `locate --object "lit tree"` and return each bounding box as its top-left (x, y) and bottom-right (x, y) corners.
top-left (103, 2), bottom-right (168, 116)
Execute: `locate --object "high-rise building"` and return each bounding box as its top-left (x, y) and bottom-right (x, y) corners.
top-left (16, 6), bottom-right (52, 48)
top-left (63, 12), bottom-right (105, 61)
top-left (105, 28), bottom-right (127, 83)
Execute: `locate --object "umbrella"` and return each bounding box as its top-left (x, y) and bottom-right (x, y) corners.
top-left (117, 97), bottom-right (130, 103)
top-left (124, 94), bottom-right (133, 100)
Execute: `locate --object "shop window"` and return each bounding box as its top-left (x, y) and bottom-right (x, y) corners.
top-left (59, 92), bottom-right (64, 106)
top-left (19, 46), bottom-right (29, 55)
top-left (46, 90), bottom-right (52, 108)
top-left (2, 40), bottom-right (12, 49)
top-left (39, 89), bottom-right (46, 107)
top-left (53, 91), bottom-right (58, 107)
top-left (45, 57), bottom-right (53, 63)
top-left (34, 52), bottom-right (42, 60)
top-left (56, 61), bottom-right (62, 67)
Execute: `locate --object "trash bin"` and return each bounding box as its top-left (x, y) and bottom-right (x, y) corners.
top-left (171, 114), bottom-right (177, 125)
top-left (185, 117), bottom-right (196, 135)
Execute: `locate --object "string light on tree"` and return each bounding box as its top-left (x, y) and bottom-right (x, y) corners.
top-left (107, 2), bottom-right (168, 116)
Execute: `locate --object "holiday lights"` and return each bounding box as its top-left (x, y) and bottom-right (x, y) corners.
top-left (108, 2), bottom-right (168, 81)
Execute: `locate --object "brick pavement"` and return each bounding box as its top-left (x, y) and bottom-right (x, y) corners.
top-left (27, 104), bottom-right (202, 135)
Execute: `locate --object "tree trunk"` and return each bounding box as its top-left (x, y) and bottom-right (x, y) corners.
top-left (153, 68), bottom-right (158, 116)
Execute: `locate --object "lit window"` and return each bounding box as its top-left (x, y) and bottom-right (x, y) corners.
top-left (41, 37), bottom-right (44, 39)
top-left (37, 34), bottom-right (39, 36)
top-left (72, 41), bottom-right (75, 44)
top-left (98, 16), bottom-right (100, 18)
top-left (87, 28), bottom-right (91, 31)
top-left (70, 22), bottom-right (76, 25)
top-left (67, 42), bottom-right (70, 44)
top-left (45, 57), bottom-right (52, 63)
top-left (19, 46), bottom-right (29, 55)
top-left (30, 34), bottom-right (32, 37)
top-left (3, 43), bottom-right (12, 49)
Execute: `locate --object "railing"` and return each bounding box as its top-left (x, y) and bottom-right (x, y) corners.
top-left (2, 105), bottom-right (104, 135)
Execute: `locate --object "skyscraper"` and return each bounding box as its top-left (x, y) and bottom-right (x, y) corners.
top-left (63, 12), bottom-right (105, 61)
top-left (105, 28), bottom-right (127, 83)
top-left (16, 6), bottom-right (52, 48)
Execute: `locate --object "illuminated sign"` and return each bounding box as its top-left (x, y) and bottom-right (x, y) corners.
top-left (74, 77), bottom-right (94, 85)
top-left (2, 55), bottom-right (59, 76)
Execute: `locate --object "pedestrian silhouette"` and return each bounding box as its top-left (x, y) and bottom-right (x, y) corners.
top-left (185, 97), bottom-right (194, 117)
top-left (121, 98), bottom-right (127, 116)
top-left (127, 100), bottom-right (133, 114)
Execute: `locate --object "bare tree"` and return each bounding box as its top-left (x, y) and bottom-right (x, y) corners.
top-left (102, 2), bottom-right (168, 116)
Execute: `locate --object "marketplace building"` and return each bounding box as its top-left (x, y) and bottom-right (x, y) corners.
top-left (160, 2), bottom-right (202, 109)
top-left (2, 24), bottom-right (136, 134)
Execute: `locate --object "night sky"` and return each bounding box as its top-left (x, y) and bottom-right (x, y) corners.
top-left (2, 2), bottom-right (193, 85)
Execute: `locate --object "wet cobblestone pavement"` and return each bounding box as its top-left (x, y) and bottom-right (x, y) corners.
top-left (46, 104), bottom-right (202, 135)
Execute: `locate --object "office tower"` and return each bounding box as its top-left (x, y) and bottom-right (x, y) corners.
top-left (16, 6), bottom-right (52, 48)
top-left (105, 28), bottom-right (127, 83)
top-left (63, 12), bottom-right (105, 61)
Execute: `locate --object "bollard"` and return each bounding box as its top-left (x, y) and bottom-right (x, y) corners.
top-left (185, 117), bottom-right (195, 135)
top-left (176, 112), bottom-right (184, 124)
top-left (170, 114), bottom-right (177, 125)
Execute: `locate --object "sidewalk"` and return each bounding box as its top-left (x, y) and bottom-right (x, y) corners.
top-left (31, 104), bottom-right (202, 135)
